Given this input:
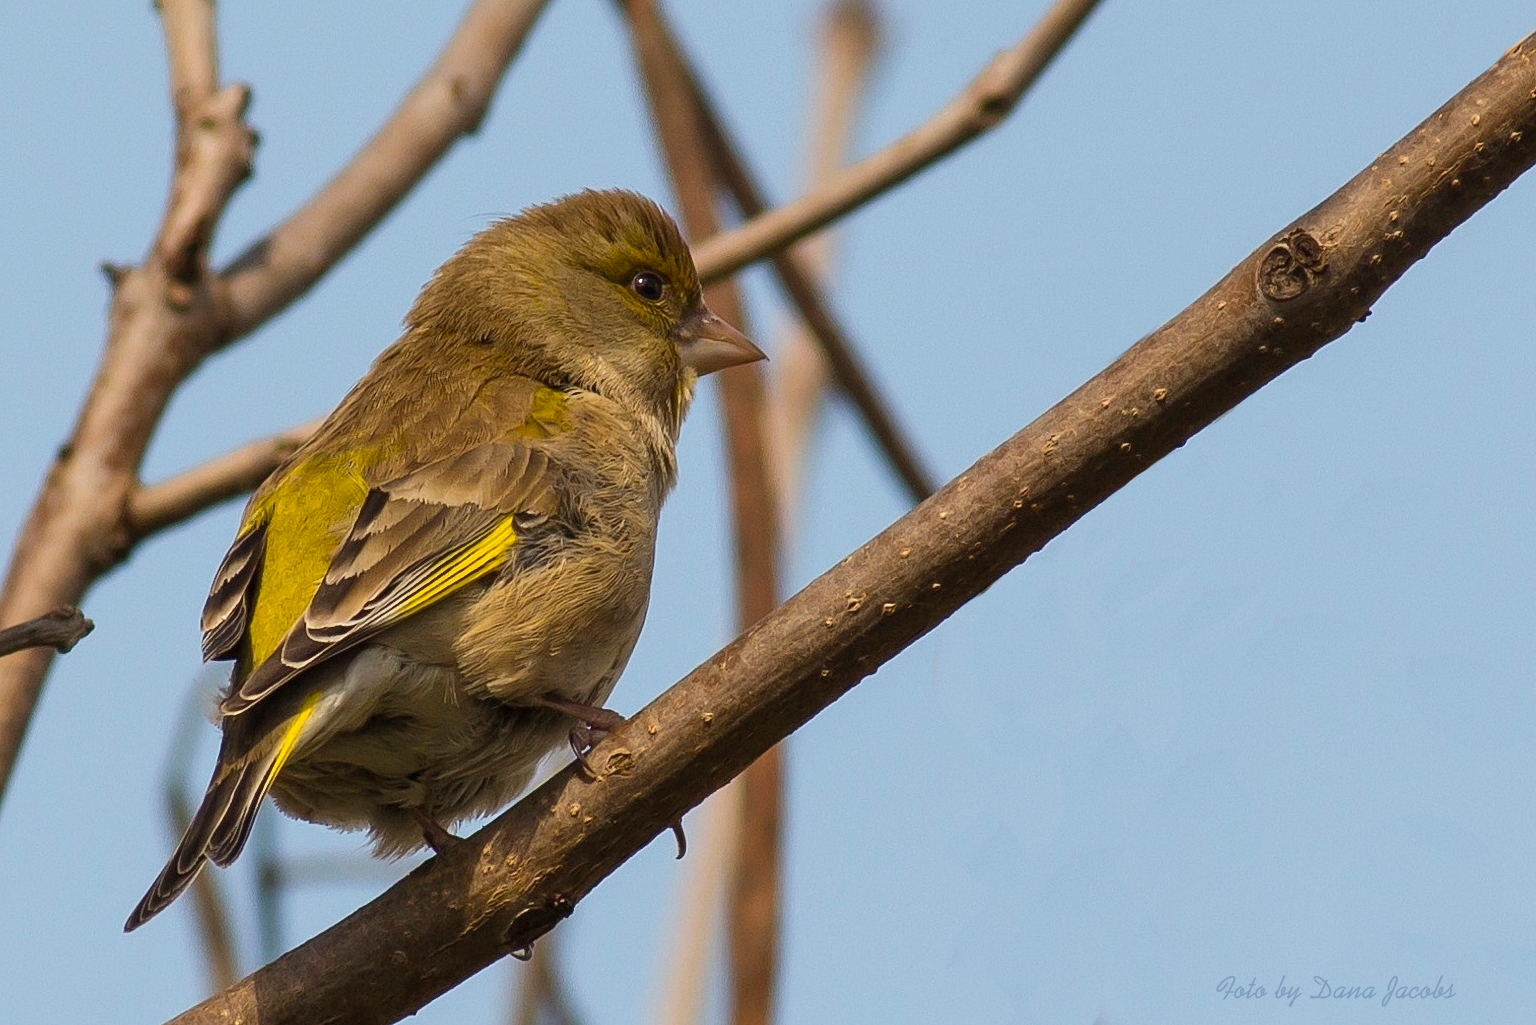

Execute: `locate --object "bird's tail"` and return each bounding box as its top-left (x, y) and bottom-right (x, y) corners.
top-left (124, 699), bottom-right (317, 932)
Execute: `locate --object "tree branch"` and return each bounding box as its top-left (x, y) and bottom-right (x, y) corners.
top-left (0, 3), bottom-right (253, 803)
top-left (164, 690), bottom-right (242, 993)
top-left (159, 0), bottom-right (219, 126)
top-left (0, 608), bottom-right (93, 659)
top-left (767, 0), bottom-right (885, 529)
top-left (648, 779), bottom-right (741, 1025)
top-left (127, 420), bottom-right (320, 537)
top-left (647, 8), bottom-right (882, 1023)
top-left (155, 0), bottom-right (248, 290)
top-left (168, 780), bottom-right (241, 992)
top-left (216, 0), bottom-right (552, 346)
top-left (511, 936), bottom-right (584, 1025)
top-left (640, 0), bottom-right (934, 504)
top-left (691, 0), bottom-right (1103, 284)
top-left (162, 31), bottom-right (1536, 1025)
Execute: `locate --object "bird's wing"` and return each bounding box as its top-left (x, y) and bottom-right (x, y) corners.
top-left (216, 438), bottom-right (563, 716)
top-left (201, 521), bottom-right (267, 662)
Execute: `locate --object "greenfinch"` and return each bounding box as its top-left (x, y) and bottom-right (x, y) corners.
top-left (126, 190), bottom-right (762, 931)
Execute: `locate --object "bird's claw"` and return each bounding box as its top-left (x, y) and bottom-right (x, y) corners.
top-left (537, 692), bottom-right (627, 778)
top-left (411, 808), bottom-right (463, 854)
top-left (567, 724), bottom-right (603, 779)
top-left (670, 819), bottom-right (687, 859)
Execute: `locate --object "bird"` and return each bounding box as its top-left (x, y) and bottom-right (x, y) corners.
top-left (125, 189), bottom-right (763, 931)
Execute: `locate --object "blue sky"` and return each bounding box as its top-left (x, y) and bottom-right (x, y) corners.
top-left (2, 1), bottom-right (1534, 1022)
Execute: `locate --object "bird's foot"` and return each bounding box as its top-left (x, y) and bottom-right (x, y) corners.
top-left (523, 696), bottom-right (678, 852)
top-left (411, 808), bottom-right (462, 854)
top-left (532, 692), bottom-right (627, 731)
top-left (566, 724), bottom-right (603, 778)
top-left (531, 693), bottom-right (628, 778)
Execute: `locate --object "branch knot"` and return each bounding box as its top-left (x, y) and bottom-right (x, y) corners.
top-left (1257, 228), bottom-right (1328, 302)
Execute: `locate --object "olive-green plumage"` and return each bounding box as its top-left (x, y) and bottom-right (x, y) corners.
top-left (126, 190), bottom-right (762, 931)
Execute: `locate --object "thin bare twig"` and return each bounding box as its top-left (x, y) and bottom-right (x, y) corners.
top-left (0, 608), bottom-right (93, 659)
top-left (717, 10), bottom-right (888, 1008)
top-left (620, 4), bottom-right (786, 1021)
top-left (726, 749), bottom-right (781, 1025)
top-left (166, 787), bottom-right (241, 992)
top-left (651, 10), bottom-right (882, 1023)
top-left (692, 0), bottom-right (1103, 283)
top-left (252, 805), bottom-right (285, 963)
top-left (511, 936), bottom-right (584, 1025)
top-left (258, 851), bottom-right (408, 888)
top-left (162, 33), bottom-right (1536, 1025)
top-left (541, 956), bottom-right (585, 1025)
top-left (128, 420), bottom-right (320, 536)
top-left (654, 8), bottom-right (934, 504)
top-left (155, 0), bottom-right (249, 291)
top-left (217, 0), bottom-right (552, 344)
top-left (104, 0), bottom-right (1084, 547)
top-left (768, 0), bottom-right (885, 527)
top-left (0, 0), bottom-right (549, 806)
top-left (159, 0), bottom-right (219, 125)
top-left (511, 951), bottom-right (541, 1025)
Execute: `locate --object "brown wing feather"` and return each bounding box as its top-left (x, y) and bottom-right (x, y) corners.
top-left (200, 524), bottom-right (267, 662)
top-left (220, 440), bottom-right (561, 717)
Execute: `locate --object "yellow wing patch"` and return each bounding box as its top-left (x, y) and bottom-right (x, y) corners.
top-left (229, 387), bottom-right (562, 671)
top-left (245, 452), bottom-right (372, 667)
top-left (386, 515), bottom-right (520, 622)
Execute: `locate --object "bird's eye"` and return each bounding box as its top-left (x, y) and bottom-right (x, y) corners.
top-left (630, 270), bottom-right (666, 302)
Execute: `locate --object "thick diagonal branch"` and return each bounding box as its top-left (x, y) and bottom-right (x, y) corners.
top-left (163, 32), bottom-right (1536, 1025)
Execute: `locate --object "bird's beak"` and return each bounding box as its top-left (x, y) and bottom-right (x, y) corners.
top-left (674, 305), bottom-right (766, 375)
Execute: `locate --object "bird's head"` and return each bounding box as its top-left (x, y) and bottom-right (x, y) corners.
top-left (406, 189), bottom-right (763, 436)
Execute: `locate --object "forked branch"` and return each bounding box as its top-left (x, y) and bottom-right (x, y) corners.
top-left (692, 0), bottom-right (1104, 282)
top-left (0, 0), bottom-right (253, 799)
top-left (0, 0), bottom-right (550, 803)
top-left (636, 0), bottom-right (934, 503)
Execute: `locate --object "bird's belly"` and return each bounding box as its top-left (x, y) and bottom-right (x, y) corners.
top-left (454, 538), bottom-right (654, 707)
top-left (267, 644), bottom-right (573, 856)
